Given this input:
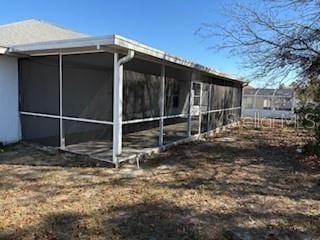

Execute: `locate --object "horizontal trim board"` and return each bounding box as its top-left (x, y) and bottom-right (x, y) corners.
top-left (122, 114), bottom-right (187, 125)
top-left (244, 95), bottom-right (293, 98)
top-left (200, 106), bottom-right (241, 114)
top-left (242, 108), bottom-right (294, 112)
top-left (29, 49), bottom-right (109, 57)
top-left (123, 116), bottom-right (161, 124)
top-left (20, 111), bottom-right (113, 125)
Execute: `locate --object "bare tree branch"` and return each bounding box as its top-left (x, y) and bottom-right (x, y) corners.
top-left (196, 0), bottom-right (320, 86)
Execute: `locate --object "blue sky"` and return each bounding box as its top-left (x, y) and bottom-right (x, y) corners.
top-left (1, 0), bottom-right (253, 84)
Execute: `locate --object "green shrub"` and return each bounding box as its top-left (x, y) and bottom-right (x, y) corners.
top-left (296, 103), bottom-right (320, 157)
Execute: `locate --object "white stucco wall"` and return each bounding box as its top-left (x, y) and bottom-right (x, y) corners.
top-left (0, 55), bottom-right (21, 144)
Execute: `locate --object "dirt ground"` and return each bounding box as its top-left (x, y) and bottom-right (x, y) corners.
top-left (0, 119), bottom-right (319, 240)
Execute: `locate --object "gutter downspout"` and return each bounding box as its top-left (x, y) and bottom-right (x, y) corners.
top-left (113, 50), bottom-right (135, 167)
top-left (118, 50), bottom-right (135, 66)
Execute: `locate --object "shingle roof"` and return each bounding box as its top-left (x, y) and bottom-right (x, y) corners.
top-left (243, 88), bottom-right (259, 95)
top-left (0, 19), bottom-right (89, 47)
top-left (256, 89), bottom-right (277, 96)
top-left (274, 88), bottom-right (294, 97)
top-left (243, 88), bottom-right (294, 96)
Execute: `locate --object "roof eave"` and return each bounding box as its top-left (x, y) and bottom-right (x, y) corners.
top-left (113, 35), bottom-right (245, 84)
top-left (8, 35), bottom-right (114, 53)
top-left (0, 46), bottom-right (8, 55)
top-left (8, 34), bottom-right (246, 84)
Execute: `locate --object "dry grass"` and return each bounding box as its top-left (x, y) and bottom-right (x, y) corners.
top-left (0, 120), bottom-right (319, 239)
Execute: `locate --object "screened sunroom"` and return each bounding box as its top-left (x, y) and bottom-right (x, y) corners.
top-left (10, 35), bottom-right (244, 166)
top-left (242, 88), bottom-right (295, 119)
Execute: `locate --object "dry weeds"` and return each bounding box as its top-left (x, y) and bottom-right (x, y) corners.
top-left (0, 120), bottom-right (319, 239)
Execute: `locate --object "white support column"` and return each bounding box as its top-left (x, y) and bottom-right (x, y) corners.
top-left (112, 50), bottom-right (135, 165)
top-left (240, 87), bottom-right (244, 117)
top-left (272, 89), bottom-right (277, 111)
top-left (207, 84), bottom-right (212, 131)
top-left (159, 64), bottom-right (165, 147)
top-left (198, 82), bottom-right (203, 134)
top-left (187, 73), bottom-right (193, 137)
top-left (113, 53), bottom-right (121, 164)
top-left (59, 53), bottom-right (65, 149)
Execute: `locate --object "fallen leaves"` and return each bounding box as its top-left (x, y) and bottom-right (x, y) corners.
top-left (0, 120), bottom-right (319, 239)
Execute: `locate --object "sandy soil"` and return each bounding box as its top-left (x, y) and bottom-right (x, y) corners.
top-left (0, 120), bottom-right (319, 240)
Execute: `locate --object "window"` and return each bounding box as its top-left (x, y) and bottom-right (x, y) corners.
top-left (263, 98), bottom-right (271, 110)
top-left (243, 96), bottom-right (254, 109)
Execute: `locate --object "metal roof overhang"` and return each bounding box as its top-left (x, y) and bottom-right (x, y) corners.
top-left (8, 34), bottom-right (246, 84)
top-left (0, 46), bottom-right (8, 54)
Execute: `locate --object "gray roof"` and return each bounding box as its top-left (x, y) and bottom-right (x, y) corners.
top-left (243, 88), bottom-right (259, 95)
top-left (257, 89), bottom-right (277, 96)
top-left (243, 88), bottom-right (294, 97)
top-left (274, 89), bottom-right (294, 97)
top-left (0, 19), bottom-right (88, 47)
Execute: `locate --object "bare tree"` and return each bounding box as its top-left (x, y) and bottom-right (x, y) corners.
top-left (196, 0), bottom-right (320, 87)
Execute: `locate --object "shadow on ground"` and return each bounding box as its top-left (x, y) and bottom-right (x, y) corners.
top-left (0, 121), bottom-right (319, 239)
top-left (0, 142), bottom-right (113, 168)
top-left (1, 200), bottom-right (317, 240)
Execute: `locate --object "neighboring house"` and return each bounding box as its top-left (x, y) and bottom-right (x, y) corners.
top-left (0, 19), bottom-right (246, 165)
top-left (242, 88), bottom-right (295, 119)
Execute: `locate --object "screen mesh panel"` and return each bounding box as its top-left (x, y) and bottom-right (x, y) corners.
top-left (211, 84), bottom-right (224, 110)
top-left (123, 71), bottom-right (161, 121)
top-left (224, 110), bottom-right (236, 124)
top-left (224, 86), bottom-right (233, 109)
top-left (163, 117), bottom-right (188, 144)
top-left (122, 58), bottom-right (162, 149)
top-left (21, 115), bottom-right (60, 146)
top-left (64, 120), bottom-right (112, 145)
top-left (62, 53), bottom-right (113, 121)
top-left (217, 110), bottom-right (225, 128)
top-left (19, 53), bottom-right (114, 150)
top-left (62, 53), bottom-right (114, 159)
top-left (122, 120), bottom-right (160, 152)
top-left (191, 115), bottom-right (200, 135)
top-left (19, 56), bottom-right (59, 115)
top-left (208, 80), bottom-right (241, 130)
top-left (19, 56), bottom-right (60, 147)
top-left (63, 120), bottom-right (113, 160)
top-left (165, 66), bottom-right (190, 116)
top-left (201, 113), bottom-right (209, 133)
top-left (200, 83), bottom-right (210, 133)
top-left (19, 52), bottom-right (243, 155)
top-left (163, 66), bottom-right (190, 144)
top-left (208, 112), bottom-right (218, 130)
